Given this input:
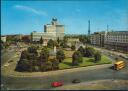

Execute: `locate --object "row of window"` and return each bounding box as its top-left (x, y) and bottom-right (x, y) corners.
top-left (106, 36), bottom-right (128, 39)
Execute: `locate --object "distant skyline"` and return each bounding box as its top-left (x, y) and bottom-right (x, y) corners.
top-left (1, 0), bottom-right (128, 35)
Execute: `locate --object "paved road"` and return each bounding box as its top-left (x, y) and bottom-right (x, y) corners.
top-left (1, 48), bottom-right (17, 66)
top-left (1, 44), bottom-right (128, 90)
top-left (1, 63), bottom-right (128, 90)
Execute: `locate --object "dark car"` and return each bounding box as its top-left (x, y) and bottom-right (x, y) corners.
top-left (72, 79), bottom-right (81, 83)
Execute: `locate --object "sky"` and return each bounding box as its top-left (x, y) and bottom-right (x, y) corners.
top-left (1, 0), bottom-right (128, 35)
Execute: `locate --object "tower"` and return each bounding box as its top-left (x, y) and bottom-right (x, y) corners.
top-left (107, 25), bottom-right (109, 31)
top-left (88, 20), bottom-right (90, 35)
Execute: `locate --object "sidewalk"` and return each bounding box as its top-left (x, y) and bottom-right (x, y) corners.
top-left (3, 63), bottom-right (112, 78)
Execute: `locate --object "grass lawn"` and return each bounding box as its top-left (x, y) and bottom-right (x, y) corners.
top-left (59, 55), bottom-right (112, 70)
top-left (64, 50), bottom-right (75, 58)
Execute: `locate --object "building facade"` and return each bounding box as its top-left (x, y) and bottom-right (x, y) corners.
top-left (90, 31), bottom-right (128, 53)
top-left (1, 36), bottom-right (6, 42)
top-left (104, 31), bottom-right (128, 53)
top-left (31, 18), bottom-right (65, 44)
top-left (90, 32), bottom-right (105, 47)
top-left (67, 38), bottom-right (80, 47)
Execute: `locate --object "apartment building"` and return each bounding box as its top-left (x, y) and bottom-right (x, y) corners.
top-left (90, 31), bottom-right (128, 53)
top-left (90, 32), bottom-right (105, 47)
top-left (104, 31), bottom-right (128, 53)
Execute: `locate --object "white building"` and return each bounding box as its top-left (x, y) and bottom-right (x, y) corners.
top-left (1, 36), bottom-right (6, 42)
top-left (31, 18), bottom-right (65, 44)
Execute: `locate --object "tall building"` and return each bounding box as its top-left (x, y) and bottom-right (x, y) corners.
top-left (90, 32), bottom-right (105, 47)
top-left (31, 18), bottom-right (65, 44)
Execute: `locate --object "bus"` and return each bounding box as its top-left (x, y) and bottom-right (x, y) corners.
top-left (114, 61), bottom-right (125, 70)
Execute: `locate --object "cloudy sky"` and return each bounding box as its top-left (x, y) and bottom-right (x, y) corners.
top-left (1, 0), bottom-right (128, 35)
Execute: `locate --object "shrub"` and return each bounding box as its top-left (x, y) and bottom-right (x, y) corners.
top-left (52, 58), bottom-right (59, 70)
top-left (77, 46), bottom-right (85, 56)
top-left (56, 50), bottom-right (65, 62)
top-left (71, 45), bottom-right (76, 50)
top-left (85, 47), bottom-right (95, 57)
top-left (72, 51), bottom-right (83, 65)
top-left (94, 51), bottom-right (101, 62)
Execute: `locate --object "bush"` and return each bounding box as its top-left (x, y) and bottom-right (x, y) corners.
top-left (15, 59), bottom-right (31, 72)
top-left (27, 46), bottom-right (38, 55)
top-left (56, 50), bottom-right (65, 62)
top-left (60, 41), bottom-right (69, 48)
top-left (72, 51), bottom-right (83, 65)
top-left (71, 45), bottom-right (76, 50)
top-left (85, 47), bottom-right (95, 57)
top-left (39, 51), bottom-right (49, 65)
top-left (41, 47), bottom-right (49, 58)
top-left (45, 61), bottom-right (53, 71)
top-left (52, 58), bottom-right (59, 70)
top-left (77, 46), bottom-right (85, 56)
top-left (39, 61), bottom-right (53, 71)
top-left (94, 51), bottom-right (101, 62)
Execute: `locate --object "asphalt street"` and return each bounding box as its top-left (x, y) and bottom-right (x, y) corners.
top-left (1, 48), bottom-right (16, 66)
top-left (1, 63), bottom-right (128, 90)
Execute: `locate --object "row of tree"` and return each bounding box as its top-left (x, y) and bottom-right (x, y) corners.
top-left (15, 45), bottom-right (101, 72)
top-left (37, 35), bottom-right (91, 49)
top-left (15, 46), bottom-right (65, 72)
top-left (72, 46), bottom-right (101, 65)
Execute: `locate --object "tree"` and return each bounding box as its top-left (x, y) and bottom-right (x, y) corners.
top-left (39, 50), bottom-right (49, 65)
top-left (57, 37), bottom-right (60, 44)
top-left (39, 61), bottom-right (52, 71)
top-left (39, 37), bottom-right (43, 44)
top-left (94, 51), bottom-right (101, 62)
top-left (60, 41), bottom-right (69, 48)
top-left (1, 40), bottom-right (4, 49)
top-left (47, 39), bottom-right (55, 48)
top-left (45, 61), bottom-right (53, 71)
top-left (71, 45), bottom-right (76, 50)
top-left (15, 59), bottom-right (31, 72)
top-left (63, 36), bottom-right (68, 43)
top-left (79, 35), bottom-right (91, 45)
top-left (33, 66), bottom-right (39, 72)
top-left (86, 35), bottom-right (91, 44)
top-left (72, 51), bottom-right (83, 65)
top-left (41, 47), bottom-right (49, 58)
top-left (85, 47), bottom-right (95, 57)
top-left (52, 58), bottom-right (59, 70)
top-left (77, 46), bottom-right (85, 56)
top-left (56, 50), bottom-right (65, 62)
top-left (27, 46), bottom-right (38, 55)
top-left (22, 36), bottom-right (30, 43)
top-left (20, 50), bottom-right (29, 59)
top-left (79, 35), bottom-right (87, 44)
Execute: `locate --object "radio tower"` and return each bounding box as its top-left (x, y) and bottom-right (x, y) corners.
top-left (107, 25), bottom-right (109, 31)
top-left (88, 20), bottom-right (90, 35)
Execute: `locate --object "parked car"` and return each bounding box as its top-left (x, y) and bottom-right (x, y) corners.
top-left (51, 82), bottom-right (63, 87)
top-left (72, 79), bottom-right (81, 83)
